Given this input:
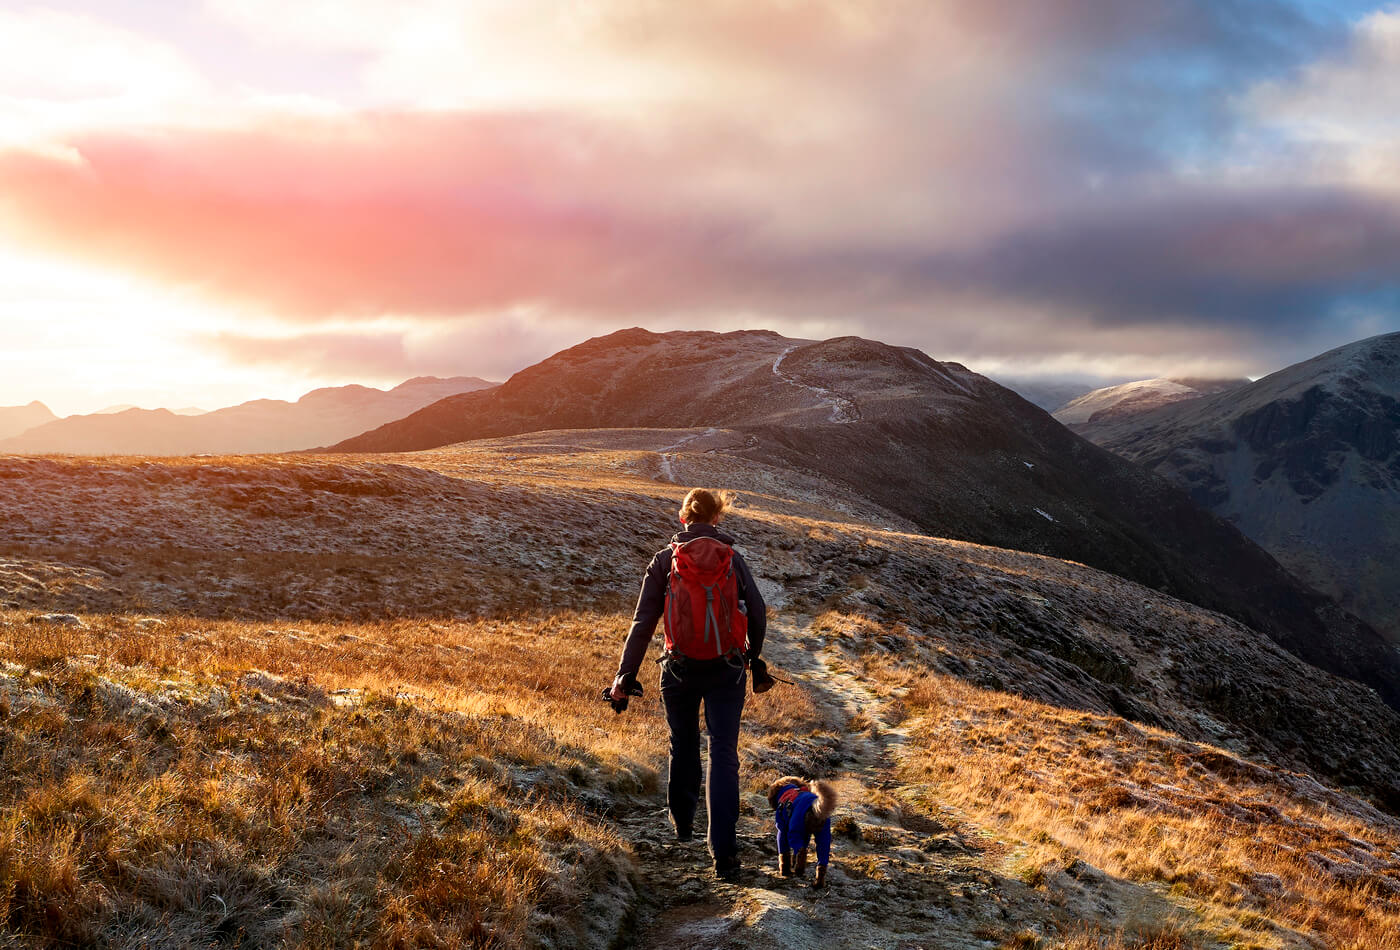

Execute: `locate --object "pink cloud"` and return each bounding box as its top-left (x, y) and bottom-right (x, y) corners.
top-left (0, 0), bottom-right (1392, 380)
top-left (203, 321), bottom-right (569, 381)
top-left (0, 114), bottom-right (759, 319)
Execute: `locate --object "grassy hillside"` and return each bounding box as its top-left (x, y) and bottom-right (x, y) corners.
top-left (2, 435), bottom-right (1398, 948)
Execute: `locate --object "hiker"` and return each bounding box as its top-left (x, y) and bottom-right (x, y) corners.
top-left (607, 488), bottom-right (772, 880)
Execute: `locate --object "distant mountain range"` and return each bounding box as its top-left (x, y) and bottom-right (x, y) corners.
top-left (1069, 332), bottom-right (1400, 643)
top-left (325, 327), bottom-right (1400, 708)
top-left (0, 377), bottom-right (496, 456)
top-left (1053, 377), bottom-right (1251, 426)
top-left (993, 376), bottom-right (1127, 412)
top-left (0, 400), bottom-right (57, 440)
top-left (94, 404), bottom-right (208, 416)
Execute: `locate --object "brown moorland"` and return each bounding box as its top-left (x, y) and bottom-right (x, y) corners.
top-left (1, 434), bottom-right (1398, 948)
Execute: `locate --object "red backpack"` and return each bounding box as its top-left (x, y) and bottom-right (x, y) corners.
top-left (664, 537), bottom-right (749, 661)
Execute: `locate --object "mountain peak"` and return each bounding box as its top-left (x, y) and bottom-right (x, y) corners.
top-left (1054, 376), bottom-right (1250, 426)
top-left (0, 400), bottom-right (58, 441)
top-left (1076, 331), bottom-right (1400, 640)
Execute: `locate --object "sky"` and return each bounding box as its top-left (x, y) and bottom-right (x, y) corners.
top-left (2, 1), bottom-right (1400, 415)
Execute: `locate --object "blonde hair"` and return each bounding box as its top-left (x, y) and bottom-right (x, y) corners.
top-left (679, 488), bottom-right (735, 524)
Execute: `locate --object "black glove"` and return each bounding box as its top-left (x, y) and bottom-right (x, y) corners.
top-left (602, 674), bottom-right (644, 714)
top-left (751, 657), bottom-right (777, 694)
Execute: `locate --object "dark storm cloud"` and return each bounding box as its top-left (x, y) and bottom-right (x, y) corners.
top-left (932, 188), bottom-right (1400, 328)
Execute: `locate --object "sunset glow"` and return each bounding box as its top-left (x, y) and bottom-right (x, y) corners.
top-left (3, 1), bottom-right (1400, 413)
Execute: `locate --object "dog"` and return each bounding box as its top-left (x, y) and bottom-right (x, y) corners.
top-left (767, 776), bottom-right (838, 887)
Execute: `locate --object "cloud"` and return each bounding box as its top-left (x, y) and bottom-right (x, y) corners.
top-left (1246, 9), bottom-right (1400, 189)
top-left (203, 317), bottom-right (583, 382)
top-left (1, 0), bottom-right (1394, 382)
top-left (0, 8), bottom-right (209, 149)
top-left (207, 329), bottom-right (408, 377)
top-left (0, 8), bottom-right (203, 102)
top-left (0, 112), bottom-right (791, 319)
top-left (4, 100), bottom-right (1398, 371)
top-left (935, 187), bottom-right (1400, 326)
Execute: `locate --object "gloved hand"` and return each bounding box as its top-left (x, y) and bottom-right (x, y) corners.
top-left (602, 673), bottom-right (644, 714)
top-left (750, 657), bottom-right (777, 694)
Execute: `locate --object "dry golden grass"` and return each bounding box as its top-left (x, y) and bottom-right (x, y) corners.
top-left (0, 607), bottom-right (827, 948)
top-left (882, 668), bottom-right (1400, 950)
top-left (0, 610), bottom-right (650, 948)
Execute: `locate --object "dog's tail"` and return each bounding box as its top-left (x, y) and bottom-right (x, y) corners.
top-left (768, 776), bottom-right (806, 810)
top-left (809, 779), bottom-right (839, 824)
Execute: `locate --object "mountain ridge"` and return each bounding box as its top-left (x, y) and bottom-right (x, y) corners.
top-left (324, 327), bottom-right (1400, 710)
top-left (1053, 376), bottom-right (1252, 426)
top-left (1071, 331), bottom-right (1400, 642)
top-left (0, 399), bottom-right (57, 440)
top-left (0, 376), bottom-right (497, 456)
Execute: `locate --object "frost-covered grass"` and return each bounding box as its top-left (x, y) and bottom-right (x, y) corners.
top-left (0, 607), bottom-right (825, 948)
top-left (0, 610), bottom-right (662, 948)
top-left (883, 668), bottom-right (1400, 950)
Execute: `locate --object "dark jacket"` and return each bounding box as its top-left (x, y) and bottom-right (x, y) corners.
top-left (615, 523), bottom-right (767, 680)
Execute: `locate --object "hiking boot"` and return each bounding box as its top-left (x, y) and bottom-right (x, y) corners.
top-left (713, 854), bottom-right (742, 882)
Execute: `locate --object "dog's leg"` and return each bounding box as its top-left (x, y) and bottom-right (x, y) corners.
top-left (813, 864), bottom-right (827, 888)
top-left (779, 850), bottom-right (793, 877)
top-left (793, 848), bottom-right (809, 877)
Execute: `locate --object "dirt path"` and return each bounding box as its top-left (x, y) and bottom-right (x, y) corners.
top-left (657, 427), bottom-right (723, 482)
top-left (616, 613), bottom-right (1057, 950)
top-left (771, 347), bottom-right (862, 424)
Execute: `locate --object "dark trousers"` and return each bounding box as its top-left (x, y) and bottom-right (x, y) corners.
top-left (660, 657), bottom-right (747, 860)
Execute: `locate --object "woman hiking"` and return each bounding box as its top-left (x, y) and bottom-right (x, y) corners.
top-left (608, 488), bottom-right (772, 881)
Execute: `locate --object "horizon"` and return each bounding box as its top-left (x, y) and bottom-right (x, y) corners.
top-left (6, 371), bottom-right (501, 419)
top-left (4, 1), bottom-right (1400, 415)
top-left (9, 319), bottom-right (1327, 418)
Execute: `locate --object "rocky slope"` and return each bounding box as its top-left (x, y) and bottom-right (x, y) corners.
top-left (2, 441), bottom-right (1399, 948)
top-left (1076, 332), bottom-right (1400, 643)
top-left (0, 399), bottom-right (56, 440)
top-left (0, 376), bottom-right (495, 456)
top-left (325, 328), bottom-right (1400, 709)
top-left (1053, 377), bottom-right (1250, 426)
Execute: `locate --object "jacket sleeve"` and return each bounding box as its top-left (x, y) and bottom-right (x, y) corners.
top-left (615, 548), bottom-right (671, 680)
top-left (732, 550), bottom-right (767, 662)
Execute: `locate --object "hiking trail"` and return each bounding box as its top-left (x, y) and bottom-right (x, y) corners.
top-left (771, 346), bottom-right (862, 424)
top-left (658, 428), bottom-right (720, 483)
top-left (613, 609), bottom-right (1054, 950)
